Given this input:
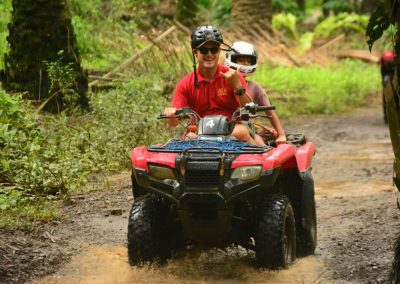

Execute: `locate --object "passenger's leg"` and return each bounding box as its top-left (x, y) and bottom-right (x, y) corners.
top-left (232, 124), bottom-right (257, 145)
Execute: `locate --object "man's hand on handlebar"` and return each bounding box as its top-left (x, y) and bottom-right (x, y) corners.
top-left (164, 107), bottom-right (177, 117)
top-left (163, 107), bottom-right (179, 127)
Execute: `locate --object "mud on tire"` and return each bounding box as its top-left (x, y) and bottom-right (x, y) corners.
top-left (255, 195), bottom-right (296, 269)
top-left (127, 194), bottom-right (171, 266)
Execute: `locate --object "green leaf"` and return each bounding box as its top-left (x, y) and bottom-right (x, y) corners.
top-left (366, 3), bottom-right (390, 51)
top-left (1, 159), bottom-right (10, 170)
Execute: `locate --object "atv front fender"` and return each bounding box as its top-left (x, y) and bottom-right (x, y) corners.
top-left (298, 169), bottom-right (315, 229)
top-left (295, 142), bottom-right (316, 172)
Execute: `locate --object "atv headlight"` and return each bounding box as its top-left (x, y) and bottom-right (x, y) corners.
top-left (148, 164), bottom-right (175, 180)
top-left (231, 165), bottom-right (262, 181)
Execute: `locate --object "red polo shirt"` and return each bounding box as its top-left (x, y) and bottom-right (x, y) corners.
top-left (172, 64), bottom-right (250, 120)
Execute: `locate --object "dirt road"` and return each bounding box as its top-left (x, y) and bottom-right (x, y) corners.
top-left (1, 94), bottom-right (399, 283)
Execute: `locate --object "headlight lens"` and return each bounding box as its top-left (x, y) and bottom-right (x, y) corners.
top-left (231, 165), bottom-right (262, 181)
top-left (148, 164), bottom-right (175, 180)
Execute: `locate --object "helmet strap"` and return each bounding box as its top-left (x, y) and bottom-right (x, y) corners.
top-left (192, 52), bottom-right (199, 87)
top-left (220, 42), bottom-right (236, 52)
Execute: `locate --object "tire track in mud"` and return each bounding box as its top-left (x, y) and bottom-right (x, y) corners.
top-left (31, 95), bottom-right (399, 284)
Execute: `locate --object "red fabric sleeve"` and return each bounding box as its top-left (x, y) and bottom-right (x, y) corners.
top-left (172, 78), bottom-right (189, 108)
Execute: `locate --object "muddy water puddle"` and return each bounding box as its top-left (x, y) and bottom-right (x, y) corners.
top-left (35, 245), bottom-right (327, 284)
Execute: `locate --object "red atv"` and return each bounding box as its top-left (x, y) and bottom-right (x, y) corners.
top-left (128, 103), bottom-right (317, 269)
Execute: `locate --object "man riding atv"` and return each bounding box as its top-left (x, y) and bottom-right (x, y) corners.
top-left (163, 25), bottom-right (258, 145)
top-left (127, 24), bottom-right (317, 270)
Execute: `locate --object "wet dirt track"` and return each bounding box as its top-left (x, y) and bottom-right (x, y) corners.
top-left (1, 94), bottom-right (399, 284)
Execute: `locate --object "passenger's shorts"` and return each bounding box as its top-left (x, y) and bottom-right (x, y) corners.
top-left (241, 122), bottom-right (256, 138)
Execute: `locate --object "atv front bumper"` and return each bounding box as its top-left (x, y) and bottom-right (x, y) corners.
top-left (133, 167), bottom-right (280, 205)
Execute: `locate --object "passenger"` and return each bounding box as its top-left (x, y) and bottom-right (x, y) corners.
top-left (225, 41), bottom-right (286, 145)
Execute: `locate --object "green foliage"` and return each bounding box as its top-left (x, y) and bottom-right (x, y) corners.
top-left (297, 32), bottom-right (314, 54)
top-left (0, 189), bottom-right (59, 228)
top-left (87, 77), bottom-right (171, 171)
top-left (366, 3), bottom-right (390, 51)
top-left (306, 0), bottom-right (323, 10)
top-left (273, 0), bottom-right (301, 16)
top-left (0, 0), bottom-right (11, 69)
top-left (253, 60), bottom-right (379, 117)
top-left (197, 0), bottom-right (232, 26)
top-left (67, 0), bottom-right (145, 70)
top-left (315, 13), bottom-right (369, 37)
top-left (322, 0), bottom-right (354, 14)
top-left (0, 74), bottom-right (173, 228)
top-left (44, 51), bottom-right (80, 109)
top-left (0, 91), bottom-right (69, 195)
top-left (272, 13), bottom-right (298, 39)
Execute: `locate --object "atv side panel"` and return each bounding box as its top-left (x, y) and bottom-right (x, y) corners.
top-left (295, 142), bottom-right (316, 171)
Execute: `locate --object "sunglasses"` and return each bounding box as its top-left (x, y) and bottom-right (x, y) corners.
top-left (198, 47), bottom-right (220, 55)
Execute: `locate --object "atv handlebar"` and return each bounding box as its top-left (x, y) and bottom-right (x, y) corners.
top-left (244, 102), bottom-right (275, 114)
top-left (158, 107), bottom-right (194, 119)
top-left (159, 103), bottom-right (275, 125)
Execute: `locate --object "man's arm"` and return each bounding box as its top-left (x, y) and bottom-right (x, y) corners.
top-left (165, 78), bottom-right (188, 127)
top-left (220, 69), bottom-right (252, 106)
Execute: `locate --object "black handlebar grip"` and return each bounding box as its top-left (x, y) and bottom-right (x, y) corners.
top-left (257, 105), bottom-right (275, 111)
top-left (158, 114), bottom-right (168, 119)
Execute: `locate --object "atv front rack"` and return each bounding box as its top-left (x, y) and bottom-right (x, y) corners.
top-left (148, 139), bottom-right (272, 154)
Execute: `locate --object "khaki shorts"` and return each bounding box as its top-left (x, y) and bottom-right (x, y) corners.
top-left (241, 122), bottom-right (256, 138)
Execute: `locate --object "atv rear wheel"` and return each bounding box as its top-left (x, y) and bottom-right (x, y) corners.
top-left (127, 195), bottom-right (171, 266)
top-left (255, 195), bottom-right (296, 269)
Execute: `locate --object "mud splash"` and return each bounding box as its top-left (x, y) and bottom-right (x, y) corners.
top-left (35, 245), bottom-right (328, 284)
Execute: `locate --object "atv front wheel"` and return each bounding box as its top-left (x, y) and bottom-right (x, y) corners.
top-left (255, 195), bottom-right (296, 269)
top-left (127, 195), bottom-right (171, 265)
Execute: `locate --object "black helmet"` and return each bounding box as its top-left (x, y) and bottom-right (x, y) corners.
top-left (191, 25), bottom-right (224, 49)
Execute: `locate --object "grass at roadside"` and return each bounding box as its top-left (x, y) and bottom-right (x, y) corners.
top-left (253, 59), bottom-right (380, 117)
top-left (0, 76), bottom-right (173, 228)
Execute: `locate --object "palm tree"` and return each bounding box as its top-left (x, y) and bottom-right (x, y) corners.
top-left (1, 0), bottom-right (88, 113)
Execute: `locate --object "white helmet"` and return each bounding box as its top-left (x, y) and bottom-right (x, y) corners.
top-left (224, 41), bottom-right (258, 76)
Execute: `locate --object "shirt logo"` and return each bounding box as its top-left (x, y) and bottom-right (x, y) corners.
top-left (217, 88), bottom-right (227, 96)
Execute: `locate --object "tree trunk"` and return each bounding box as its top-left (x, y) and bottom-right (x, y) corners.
top-left (383, 0), bottom-right (400, 191)
top-left (231, 0), bottom-right (273, 33)
top-left (1, 0), bottom-right (88, 113)
top-left (175, 0), bottom-right (197, 28)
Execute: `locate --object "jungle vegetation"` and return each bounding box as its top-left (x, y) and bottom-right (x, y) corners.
top-left (0, 0), bottom-right (384, 228)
